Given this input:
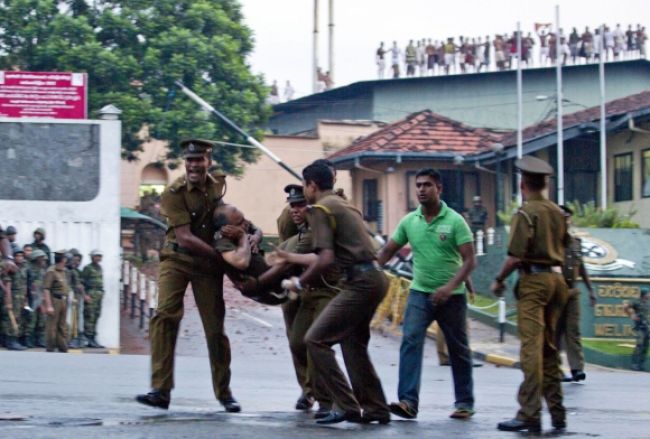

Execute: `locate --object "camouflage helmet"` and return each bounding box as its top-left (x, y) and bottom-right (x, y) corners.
top-left (6, 225), bottom-right (17, 235)
top-left (30, 249), bottom-right (47, 261)
top-left (90, 249), bottom-right (103, 257)
top-left (69, 248), bottom-right (82, 257)
top-left (34, 227), bottom-right (46, 237)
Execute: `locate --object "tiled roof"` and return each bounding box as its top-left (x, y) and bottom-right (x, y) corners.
top-left (500, 89), bottom-right (650, 146)
top-left (328, 110), bottom-right (505, 160)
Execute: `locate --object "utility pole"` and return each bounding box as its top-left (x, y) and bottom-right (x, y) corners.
top-left (328, 0), bottom-right (334, 83)
top-left (313, 0), bottom-right (319, 93)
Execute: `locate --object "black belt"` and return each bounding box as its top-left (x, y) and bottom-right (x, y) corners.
top-left (51, 293), bottom-right (64, 299)
top-left (521, 264), bottom-right (562, 274)
top-left (345, 261), bottom-right (381, 280)
top-left (165, 242), bottom-right (192, 256)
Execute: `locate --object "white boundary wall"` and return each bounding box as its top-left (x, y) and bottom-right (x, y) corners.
top-left (0, 117), bottom-right (121, 349)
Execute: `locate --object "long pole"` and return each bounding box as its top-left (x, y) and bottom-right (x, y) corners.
top-left (599, 24), bottom-right (607, 209)
top-left (328, 0), bottom-right (334, 83)
top-left (175, 81), bottom-right (302, 181)
top-left (516, 21), bottom-right (523, 206)
top-left (555, 5), bottom-right (564, 204)
top-left (313, 0), bottom-right (320, 93)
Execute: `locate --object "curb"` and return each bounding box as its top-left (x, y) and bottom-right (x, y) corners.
top-left (0, 347), bottom-right (119, 355)
top-left (424, 332), bottom-right (521, 369)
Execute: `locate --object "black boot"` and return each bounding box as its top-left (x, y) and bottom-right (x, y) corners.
top-left (68, 337), bottom-right (80, 349)
top-left (136, 390), bottom-right (171, 409)
top-left (24, 335), bottom-right (34, 348)
top-left (6, 336), bottom-right (27, 351)
top-left (87, 336), bottom-right (104, 348)
top-left (35, 335), bottom-right (46, 348)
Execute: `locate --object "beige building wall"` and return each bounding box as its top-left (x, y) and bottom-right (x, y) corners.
top-left (608, 120), bottom-right (650, 228)
top-left (120, 121), bottom-right (384, 235)
top-left (349, 160), bottom-right (497, 236)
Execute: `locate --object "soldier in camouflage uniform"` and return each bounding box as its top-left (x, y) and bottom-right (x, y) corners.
top-left (66, 249), bottom-right (86, 348)
top-left (2, 249), bottom-right (28, 350)
top-left (624, 289), bottom-right (649, 371)
top-left (31, 228), bottom-right (52, 266)
top-left (24, 249), bottom-right (48, 348)
top-left (82, 249), bottom-right (104, 348)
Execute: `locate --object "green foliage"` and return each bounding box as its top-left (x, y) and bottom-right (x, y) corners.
top-left (496, 199), bottom-right (520, 226)
top-left (566, 201), bottom-right (639, 229)
top-left (0, 0), bottom-right (270, 174)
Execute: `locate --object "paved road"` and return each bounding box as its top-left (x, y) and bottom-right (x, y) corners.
top-left (2, 286), bottom-right (649, 439)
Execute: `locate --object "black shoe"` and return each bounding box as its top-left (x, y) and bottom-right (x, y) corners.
top-left (35, 336), bottom-right (46, 348)
top-left (6, 337), bottom-right (27, 351)
top-left (136, 390), bottom-right (170, 409)
top-left (68, 338), bottom-right (80, 349)
top-left (552, 419), bottom-right (567, 431)
top-left (571, 370), bottom-right (586, 382)
top-left (314, 405), bottom-right (332, 419)
top-left (87, 337), bottom-right (105, 349)
top-left (315, 410), bottom-right (362, 424)
top-left (561, 374), bottom-right (574, 382)
top-left (295, 394), bottom-right (315, 411)
top-left (24, 336), bottom-right (34, 348)
top-left (497, 418), bottom-right (541, 433)
top-left (360, 412), bottom-right (391, 424)
top-left (219, 396), bottom-right (241, 413)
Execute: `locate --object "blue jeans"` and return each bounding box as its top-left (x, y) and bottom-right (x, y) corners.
top-left (397, 290), bottom-right (474, 410)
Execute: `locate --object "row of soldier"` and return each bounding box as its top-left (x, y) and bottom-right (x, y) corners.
top-left (131, 137), bottom-right (605, 433)
top-left (0, 226), bottom-right (104, 352)
top-left (375, 23), bottom-right (647, 78)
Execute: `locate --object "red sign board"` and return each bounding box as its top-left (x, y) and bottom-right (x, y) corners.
top-left (0, 71), bottom-right (87, 119)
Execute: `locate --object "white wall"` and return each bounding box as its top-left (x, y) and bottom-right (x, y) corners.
top-left (0, 117), bottom-right (122, 349)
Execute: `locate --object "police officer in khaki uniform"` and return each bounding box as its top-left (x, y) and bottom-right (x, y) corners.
top-left (491, 156), bottom-right (570, 433)
top-left (275, 184), bottom-right (339, 417)
top-left (558, 206), bottom-right (595, 382)
top-left (284, 161), bottom-right (390, 425)
top-left (136, 139), bottom-right (240, 412)
top-left (43, 250), bottom-right (70, 353)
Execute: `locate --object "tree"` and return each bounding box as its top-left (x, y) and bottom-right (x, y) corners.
top-left (0, 0), bottom-right (270, 174)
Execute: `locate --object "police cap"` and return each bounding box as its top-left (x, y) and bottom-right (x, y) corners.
top-left (90, 249), bottom-right (103, 257)
top-left (514, 156), bottom-right (554, 176)
top-left (472, 196), bottom-right (481, 202)
top-left (284, 184), bottom-right (306, 204)
top-left (13, 249), bottom-right (24, 256)
top-left (30, 249), bottom-right (47, 260)
top-left (6, 225), bottom-right (16, 235)
top-left (54, 249), bottom-right (67, 256)
top-left (180, 139), bottom-right (213, 158)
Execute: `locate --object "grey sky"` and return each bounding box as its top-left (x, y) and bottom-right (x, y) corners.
top-left (240, 0), bottom-right (648, 98)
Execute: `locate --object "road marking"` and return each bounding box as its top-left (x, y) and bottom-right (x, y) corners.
top-left (240, 311), bottom-right (273, 328)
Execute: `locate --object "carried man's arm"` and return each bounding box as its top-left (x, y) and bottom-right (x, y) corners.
top-left (432, 242), bottom-right (476, 304)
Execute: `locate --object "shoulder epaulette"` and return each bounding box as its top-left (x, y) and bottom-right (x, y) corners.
top-left (516, 208), bottom-right (534, 226)
top-left (168, 176), bottom-right (187, 193)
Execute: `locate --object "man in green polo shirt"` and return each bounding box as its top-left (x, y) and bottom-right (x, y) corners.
top-left (378, 167), bottom-right (476, 420)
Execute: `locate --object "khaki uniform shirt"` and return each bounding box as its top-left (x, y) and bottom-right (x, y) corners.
top-left (43, 266), bottom-right (69, 297)
top-left (508, 193), bottom-right (568, 266)
top-left (277, 206), bottom-right (299, 242)
top-left (562, 235), bottom-right (583, 287)
top-left (160, 173), bottom-right (225, 265)
top-left (309, 190), bottom-right (377, 269)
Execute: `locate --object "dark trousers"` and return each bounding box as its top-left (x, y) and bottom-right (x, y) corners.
top-left (398, 291), bottom-right (474, 410)
top-left (305, 269), bottom-right (389, 416)
top-left (150, 258), bottom-right (231, 400)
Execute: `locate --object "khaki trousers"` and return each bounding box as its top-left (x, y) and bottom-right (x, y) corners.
top-left (516, 272), bottom-right (568, 423)
top-left (150, 257), bottom-right (231, 399)
top-left (306, 270), bottom-right (389, 416)
top-left (557, 288), bottom-right (584, 371)
top-left (46, 297), bottom-right (68, 352)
